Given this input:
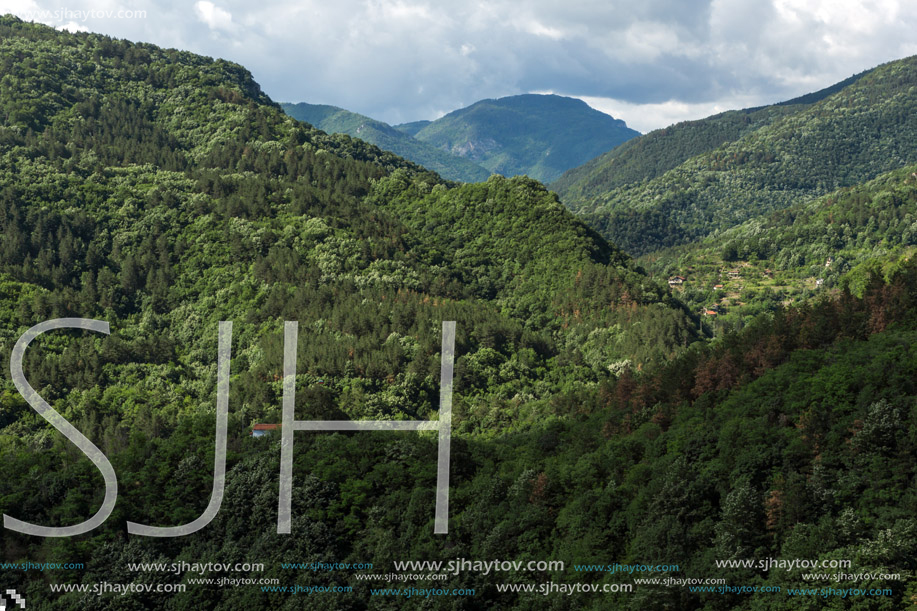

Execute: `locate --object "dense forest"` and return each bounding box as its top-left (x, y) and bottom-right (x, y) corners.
top-left (554, 57), bottom-right (917, 257)
top-left (0, 15), bottom-right (915, 610)
top-left (403, 94), bottom-right (640, 183)
top-left (551, 70), bottom-right (870, 202)
top-left (0, 16), bottom-right (693, 609)
top-left (280, 103), bottom-right (491, 183)
top-left (637, 165), bottom-right (917, 334)
top-left (283, 94), bottom-right (639, 185)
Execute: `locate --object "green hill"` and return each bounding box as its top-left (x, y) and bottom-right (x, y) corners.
top-left (3, 15), bottom-right (917, 611)
top-left (0, 17), bottom-right (699, 607)
top-left (409, 93), bottom-right (640, 183)
top-left (556, 58), bottom-right (917, 256)
top-left (551, 70), bottom-right (871, 202)
top-left (642, 164), bottom-right (917, 332)
top-left (281, 102), bottom-right (491, 182)
top-left (552, 105), bottom-right (802, 203)
top-left (0, 17), bottom-right (694, 432)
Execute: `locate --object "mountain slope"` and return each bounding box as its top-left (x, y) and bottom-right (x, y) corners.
top-left (0, 17), bottom-right (697, 413)
top-left (280, 102), bottom-right (491, 182)
top-left (0, 15), bottom-right (697, 580)
top-left (410, 93), bottom-right (640, 182)
top-left (3, 17), bottom-right (917, 611)
top-left (641, 164), bottom-right (917, 328)
top-left (394, 119), bottom-right (431, 136)
top-left (558, 58), bottom-right (917, 256)
top-left (552, 105), bottom-right (801, 203)
top-left (551, 70), bottom-right (871, 202)
top-left (712, 164), bottom-right (917, 282)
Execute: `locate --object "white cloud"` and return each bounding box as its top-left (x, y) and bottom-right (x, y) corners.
top-left (618, 21), bottom-right (685, 62)
top-left (775, 0), bottom-right (899, 35)
top-left (3, 0), bottom-right (915, 131)
top-left (195, 1), bottom-right (235, 31)
top-left (576, 94), bottom-right (762, 133)
top-left (0, 0), bottom-right (50, 26)
top-left (57, 21), bottom-right (89, 32)
top-left (374, 0), bottom-right (435, 23)
top-left (519, 19), bottom-right (565, 40)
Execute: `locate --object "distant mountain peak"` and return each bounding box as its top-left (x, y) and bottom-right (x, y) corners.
top-left (407, 93), bottom-right (639, 182)
top-left (286, 94), bottom-right (637, 183)
top-left (281, 102), bottom-right (490, 182)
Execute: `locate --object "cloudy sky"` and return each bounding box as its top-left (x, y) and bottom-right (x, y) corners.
top-left (2, 0), bottom-right (916, 132)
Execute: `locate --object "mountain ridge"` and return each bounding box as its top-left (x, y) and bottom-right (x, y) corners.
top-left (284, 94), bottom-right (640, 184)
top-left (552, 68), bottom-right (874, 203)
top-left (281, 102), bottom-right (492, 182)
top-left (554, 55), bottom-right (917, 257)
top-left (409, 93), bottom-right (640, 183)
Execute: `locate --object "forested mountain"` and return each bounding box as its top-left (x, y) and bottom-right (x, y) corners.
top-left (2, 15), bottom-right (917, 611)
top-left (552, 105), bottom-right (801, 204)
top-left (556, 58), bottom-right (917, 256)
top-left (715, 165), bottom-right (917, 282)
top-left (639, 164), bottom-right (917, 332)
top-left (0, 16), bottom-right (699, 608)
top-left (394, 119), bottom-right (431, 137)
top-left (406, 94), bottom-right (640, 183)
top-left (280, 102), bottom-right (491, 182)
top-left (551, 70), bottom-right (870, 202)
top-left (282, 94), bottom-right (640, 185)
